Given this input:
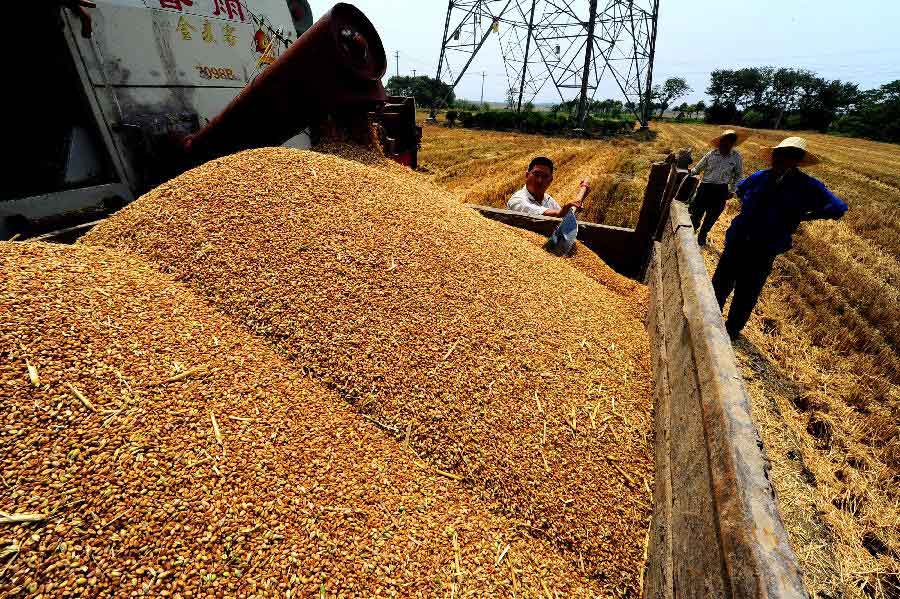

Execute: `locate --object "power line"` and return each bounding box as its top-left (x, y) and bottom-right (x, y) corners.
top-left (396, 49), bottom-right (434, 69)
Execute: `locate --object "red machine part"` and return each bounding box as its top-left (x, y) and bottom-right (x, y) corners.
top-left (374, 96), bottom-right (422, 169)
top-left (183, 3), bottom-right (388, 165)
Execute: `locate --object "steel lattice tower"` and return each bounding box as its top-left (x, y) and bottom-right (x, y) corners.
top-left (435, 0), bottom-right (659, 127)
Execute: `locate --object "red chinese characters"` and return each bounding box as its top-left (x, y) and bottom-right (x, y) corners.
top-left (211, 0), bottom-right (246, 22)
top-left (158, 0), bottom-right (193, 10)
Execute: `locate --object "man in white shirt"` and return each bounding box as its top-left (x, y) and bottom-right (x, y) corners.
top-left (507, 156), bottom-right (590, 217)
top-left (689, 129), bottom-right (746, 246)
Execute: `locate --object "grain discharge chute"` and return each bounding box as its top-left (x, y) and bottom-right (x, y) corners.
top-left (3, 1), bottom-right (420, 239)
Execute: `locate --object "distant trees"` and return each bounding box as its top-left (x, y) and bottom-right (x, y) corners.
top-left (831, 81), bottom-right (900, 142)
top-left (550, 98), bottom-right (626, 118)
top-left (695, 65), bottom-right (900, 141)
top-left (704, 66), bottom-right (860, 131)
top-left (694, 100), bottom-right (707, 119)
top-left (458, 110), bottom-right (633, 136)
top-left (671, 100), bottom-right (706, 121)
top-left (386, 75), bottom-right (455, 109)
top-left (505, 87), bottom-right (517, 110)
top-left (595, 99), bottom-right (624, 117)
top-left (651, 77), bottom-right (692, 117)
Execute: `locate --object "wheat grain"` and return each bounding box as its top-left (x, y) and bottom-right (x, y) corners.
top-left (83, 146), bottom-right (654, 591)
top-left (1, 241), bottom-right (617, 596)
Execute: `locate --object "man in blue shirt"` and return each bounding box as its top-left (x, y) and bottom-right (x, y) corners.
top-left (712, 137), bottom-right (848, 340)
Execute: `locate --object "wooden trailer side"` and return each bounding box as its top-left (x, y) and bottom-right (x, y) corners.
top-left (644, 200), bottom-right (807, 599)
top-left (466, 163), bottom-right (808, 597)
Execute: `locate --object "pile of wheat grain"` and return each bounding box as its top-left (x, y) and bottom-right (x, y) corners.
top-left (1, 241), bottom-right (615, 597)
top-left (505, 226), bottom-right (649, 319)
top-left (83, 147), bottom-right (653, 593)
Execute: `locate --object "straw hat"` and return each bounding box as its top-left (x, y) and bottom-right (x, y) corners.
top-left (709, 129), bottom-right (749, 148)
top-left (759, 136), bottom-right (821, 167)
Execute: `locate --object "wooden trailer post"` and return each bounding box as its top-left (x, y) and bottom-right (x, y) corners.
top-left (635, 161), bottom-right (674, 278)
top-left (644, 201), bottom-right (808, 599)
top-left (654, 169), bottom-right (698, 243)
top-left (662, 165), bottom-right (688, 205)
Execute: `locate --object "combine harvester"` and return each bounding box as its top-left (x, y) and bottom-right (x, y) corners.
top-left (7, 1), bottom-right (807, 596)
top-left (4, 0), bottom-right (419, 240)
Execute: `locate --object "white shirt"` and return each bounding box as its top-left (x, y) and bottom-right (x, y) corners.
top-left (507, 186), bottom-right (561, 216)
top-left (690, 149), bottom-right (743, 192)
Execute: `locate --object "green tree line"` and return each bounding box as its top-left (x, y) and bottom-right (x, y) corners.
top-left (701, 67), bottom-right (900, 142)
top-left (387, 70), bottom-right (900, 143)
top-left (386, 75), bottom-right (455, 109)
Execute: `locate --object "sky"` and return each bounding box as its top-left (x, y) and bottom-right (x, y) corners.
top-left (331, 0), bottom-right (900, 106)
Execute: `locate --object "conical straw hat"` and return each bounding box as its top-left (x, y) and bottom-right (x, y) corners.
top-left (709, 129), bottom-right (750, 148)
top-left (759, 136), bottom-right (820, 166)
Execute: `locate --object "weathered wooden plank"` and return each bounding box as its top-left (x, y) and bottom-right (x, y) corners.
top-left (660, 226), bottom-right (728, 599)
top-left (643, 243), bottom-right (673, 599)
top-left (668, 202), bottom-right (807, 599)
top-left (644, 202), bottom-right (806, 599)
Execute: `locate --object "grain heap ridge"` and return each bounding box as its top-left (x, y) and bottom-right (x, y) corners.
top-left (2, 241), bottom-right (613, 597)
top-left (84, 146), bottom-right (654, 594)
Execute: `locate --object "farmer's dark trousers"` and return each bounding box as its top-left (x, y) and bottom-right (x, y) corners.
top-left (689, 183), bottom-right (730, 242)
top-left (712, 242), bottom-right (776, 338)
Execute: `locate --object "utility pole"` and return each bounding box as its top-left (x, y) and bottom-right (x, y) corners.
top-left (412, 69), bottom-right (416, 77)
top-left (395, 51), bottom-right (400, 78)
top-left (481, 71), bottom-right (486, 105)
top-left (516, 0), bottom-right (537, 113)
top-left (576, 0), bottom-right (598, 127)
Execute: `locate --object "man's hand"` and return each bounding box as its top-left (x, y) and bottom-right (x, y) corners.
top-left (577, 177), bottom-right (591, 201)
top-left (562, 200), bottom-right (583, 213)
top-left (542, 201), bottom-right (582, 218)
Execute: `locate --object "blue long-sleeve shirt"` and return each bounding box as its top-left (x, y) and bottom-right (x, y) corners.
top-left (725, 169), bottom-right (848, 255)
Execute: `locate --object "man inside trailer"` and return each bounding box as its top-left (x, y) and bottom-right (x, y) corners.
top-left (507, 157), bottom-right (590, 217)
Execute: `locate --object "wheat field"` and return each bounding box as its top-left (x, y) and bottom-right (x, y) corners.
top-left (419, 120), bottom-right (900, 599)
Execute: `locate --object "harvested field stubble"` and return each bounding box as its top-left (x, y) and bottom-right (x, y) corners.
top-left (1, 242), bottom-right (611, 596)
top-left (655, 122), bottom-right (900, 598)
top-left (84, 147), bottom-right (653, 592)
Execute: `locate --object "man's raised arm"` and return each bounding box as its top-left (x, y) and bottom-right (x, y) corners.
top-left (542, 178), bottom-right (590, 218)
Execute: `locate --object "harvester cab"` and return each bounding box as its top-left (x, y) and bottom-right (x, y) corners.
top-left (3, 1), bottom-right (420, 240)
